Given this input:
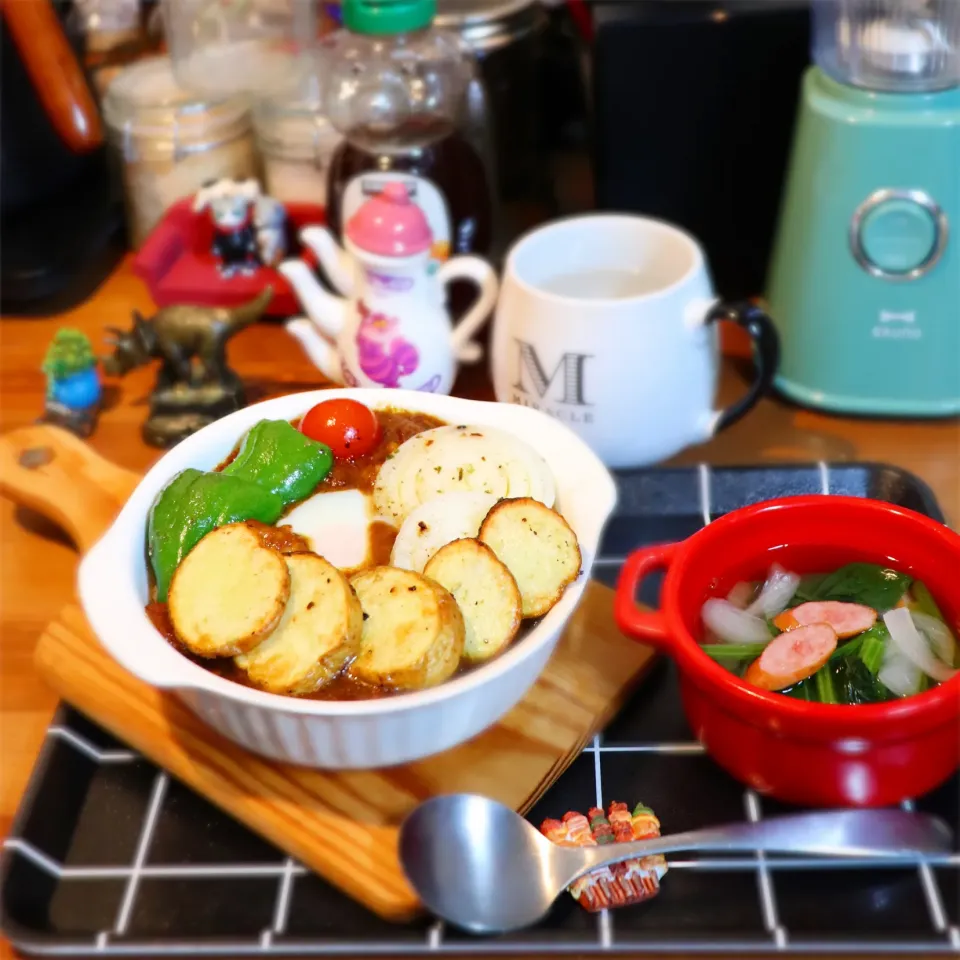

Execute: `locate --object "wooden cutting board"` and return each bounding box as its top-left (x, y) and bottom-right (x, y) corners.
top-left (0, 424), bottom-right (656, 922)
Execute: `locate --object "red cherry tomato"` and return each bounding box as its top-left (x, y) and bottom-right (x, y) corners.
top-left (300, 398), bottom-right (381, 459)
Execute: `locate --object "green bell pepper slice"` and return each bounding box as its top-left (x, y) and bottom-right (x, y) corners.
top-left (222, 420), bottom-right (333, 505)
top-left (147, 468), bottom-right (284, 601)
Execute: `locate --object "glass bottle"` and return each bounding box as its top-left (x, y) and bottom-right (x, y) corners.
top-left (323, 0), bottom-right (495, 269)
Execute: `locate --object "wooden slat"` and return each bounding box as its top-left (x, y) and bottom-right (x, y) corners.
top-left (35, 582), bottom-right (655, 920)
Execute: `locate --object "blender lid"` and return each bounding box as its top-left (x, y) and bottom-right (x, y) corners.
top-left (845, 14), bottom-right (954, 77)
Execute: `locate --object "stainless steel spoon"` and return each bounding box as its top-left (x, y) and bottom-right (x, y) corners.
top-left (398, 793), bottom-right (953, 934)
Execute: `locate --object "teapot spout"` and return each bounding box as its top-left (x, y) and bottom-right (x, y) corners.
top-left (285, 318), bottom-right (343, 384)
top-left (300, 225), bottom-right (356, 296)
top-left (278, 258), bottom-right (349, 338)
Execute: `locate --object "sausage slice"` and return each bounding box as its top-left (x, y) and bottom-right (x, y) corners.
top-left (744, 622), bottom-right (838, 691)
top-left (773, 601), bottom-right (877, 638)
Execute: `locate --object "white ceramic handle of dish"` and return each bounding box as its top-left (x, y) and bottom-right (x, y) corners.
top-left (77, 534), bottom-right (199, 691)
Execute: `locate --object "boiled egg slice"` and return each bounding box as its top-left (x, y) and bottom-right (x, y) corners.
top-left (279, 489), bottom-right (374, 570)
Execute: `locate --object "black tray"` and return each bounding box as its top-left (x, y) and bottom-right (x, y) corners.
top-left (3, 463), bottom-right (959, 956)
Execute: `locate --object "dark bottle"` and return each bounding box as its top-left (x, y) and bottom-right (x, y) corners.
top-left (323, 0), bottom-right (494, 269)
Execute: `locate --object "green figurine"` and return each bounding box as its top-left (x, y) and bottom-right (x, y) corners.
top-left (41, 329), bottom-right (102, 437)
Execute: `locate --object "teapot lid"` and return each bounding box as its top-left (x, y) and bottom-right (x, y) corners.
top-left (345, 182), bottom-right (433, 257)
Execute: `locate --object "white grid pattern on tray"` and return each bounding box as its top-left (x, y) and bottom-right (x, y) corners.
top-left (4, 463), bottom-right (959, 957)
top-left (113, 772), bottom-right (168, 936)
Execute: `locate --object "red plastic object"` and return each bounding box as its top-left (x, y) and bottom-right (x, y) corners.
top-left (614, 496), bottom-right (960, 807)
top-left (566, 0), bottom-right (594, 43)
top-left (132, 198), bottom-right (327, 316)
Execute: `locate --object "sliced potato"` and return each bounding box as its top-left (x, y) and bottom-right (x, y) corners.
top-left (372, 425), bottom-right (556, 526)
top-left (391, 491), bottom-right (498, 573)
top-left (479, 498), bottom-right (581, 618)
top-left (235, 553), bottom-right (363, 695)
top-left (349, 566), bottom-right (464, 690)
top-left (424, 538), bottom-right (522, 663)
top-left (169, 523), bottom-right (290, 658)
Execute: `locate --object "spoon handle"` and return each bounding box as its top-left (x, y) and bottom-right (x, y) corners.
top-left (570, 810), bottom-right (953, 877)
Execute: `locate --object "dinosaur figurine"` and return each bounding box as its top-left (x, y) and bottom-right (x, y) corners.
top-left (102, 288), bottom-right (272, 448)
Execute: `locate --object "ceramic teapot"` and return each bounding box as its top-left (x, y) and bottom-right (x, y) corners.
top-left (280, 183), bottom-right (499, 394)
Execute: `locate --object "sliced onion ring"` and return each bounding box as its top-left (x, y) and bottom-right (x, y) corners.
top-left (726, 581), bottom-right (755, 610)
top-left (910, 611), bottom-right (958, 668)
top-left (878, 648), bottom-right (923, 698)
top-left (702, 598), bottom-right (772, 645)
top-left (883, 607), bottom-right (958, 684)
top-left (746, 563), bottom-right (801, 619)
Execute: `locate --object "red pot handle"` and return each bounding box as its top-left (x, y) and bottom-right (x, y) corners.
top-left (614, 544), bottom-right (679, 649)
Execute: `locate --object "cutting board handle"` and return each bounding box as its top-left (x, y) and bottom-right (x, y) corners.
top-left (0, 425), bottom-right (140, 552)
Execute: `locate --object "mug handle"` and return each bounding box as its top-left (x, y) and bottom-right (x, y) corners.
top-left (705, 301), bottom-right (781, 432)
top-left (613, 543), bottom-right (680, 651)
top-left (437, 256), bottom-right (500, 364)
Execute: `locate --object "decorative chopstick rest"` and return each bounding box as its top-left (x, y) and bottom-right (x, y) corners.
top-left (539, 802), bottom-right (668, 912)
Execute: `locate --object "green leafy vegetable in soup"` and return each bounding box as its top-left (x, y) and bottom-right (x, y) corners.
top-left (701, 562), bottom-right (956, 705)
top-left (789, 563), bottom-right (912, 611)
top-left (148, 469), bottom-right (284, 601)
top-left (222, 420), bottom-right (333, 505)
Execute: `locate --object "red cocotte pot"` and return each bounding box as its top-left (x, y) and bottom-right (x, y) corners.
top-left (613, 496), bottom-right (960, 807)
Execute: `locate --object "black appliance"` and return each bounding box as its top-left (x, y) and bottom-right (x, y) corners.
top-left (591, 1), bottom-right (811, 299)
top-left (0, 0), bottom-right (124, 315)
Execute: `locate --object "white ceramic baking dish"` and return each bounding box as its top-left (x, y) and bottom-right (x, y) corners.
top-left (77, 389), bottom-right (617, 769)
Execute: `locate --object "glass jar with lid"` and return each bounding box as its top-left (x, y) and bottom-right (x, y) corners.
top-left (161, 0), bottom-right (319, 99)
top-left (253, 56), bottom-right (342, 208)
top-left (103, 55), bottom-right (259, 246)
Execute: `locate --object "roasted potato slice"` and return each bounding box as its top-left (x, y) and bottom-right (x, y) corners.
top-left (169, 523), bottom-right (290, 658)
top-left (479, 498), bottom-right (581, 618)
top-left (235, 553), bottom-right (363, 695)
top-left (424, 538), bottom-right (522, 663)
top-left (349, 566), bottom-right (464, 690)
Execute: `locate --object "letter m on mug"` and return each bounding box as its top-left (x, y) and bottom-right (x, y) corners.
top-left (513, 339), bottom-right (592, 406)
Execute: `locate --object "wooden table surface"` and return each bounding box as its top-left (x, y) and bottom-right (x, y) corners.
top-left (1, 259), bottom-right (958, 959)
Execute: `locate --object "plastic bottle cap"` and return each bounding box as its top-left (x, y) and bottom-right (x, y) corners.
top-left (342, 0), bottom-right (436, 35)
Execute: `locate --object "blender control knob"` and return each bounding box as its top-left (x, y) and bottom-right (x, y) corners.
top-left (850, 189), bottom-right (948, 280)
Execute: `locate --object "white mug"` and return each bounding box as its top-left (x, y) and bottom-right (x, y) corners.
top-left (490, 215), bottom-right (779, 468)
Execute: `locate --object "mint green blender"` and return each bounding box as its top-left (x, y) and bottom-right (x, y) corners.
top-left (766, 0), bottom-right (960, 417)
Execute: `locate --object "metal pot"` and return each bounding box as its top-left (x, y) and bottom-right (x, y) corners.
top-left (435, 0), bottom-right (548, 204)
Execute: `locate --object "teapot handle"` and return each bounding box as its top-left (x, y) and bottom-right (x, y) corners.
top-left (437, 256), bottom-right (499, 364)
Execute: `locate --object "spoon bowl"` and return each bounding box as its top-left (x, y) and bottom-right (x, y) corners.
top-left (399, 793), bottom-right (569, 934)
top-left (398, 793), bottom-right (954, 934)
